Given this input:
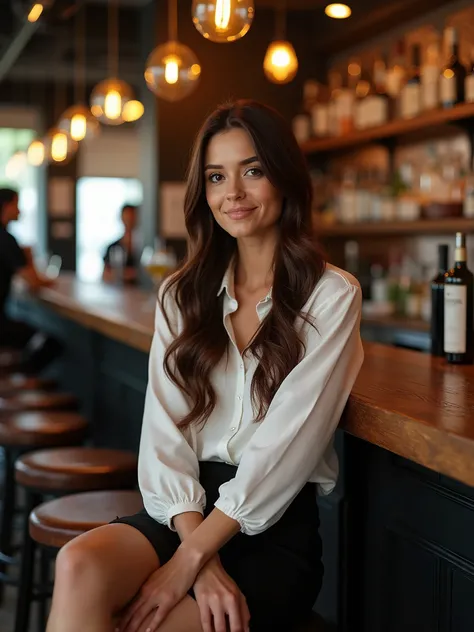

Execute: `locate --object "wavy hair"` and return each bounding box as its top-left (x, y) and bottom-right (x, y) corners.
top-left (161, 100), bottom-right (325, 428)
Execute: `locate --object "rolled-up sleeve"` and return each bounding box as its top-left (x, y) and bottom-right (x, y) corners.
top-left (214, 283), bottom-right (363, 536)
top-left (138, 283), bottom-right (206, 529)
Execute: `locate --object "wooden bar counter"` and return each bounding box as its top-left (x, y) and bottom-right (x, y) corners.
top-left (13, 274), bottom-right (474, 488)
top-left (10, 274), bottom-right (474, 631)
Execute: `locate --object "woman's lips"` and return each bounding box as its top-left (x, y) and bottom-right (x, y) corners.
top-left (226, 207), bottom-right (256, 220)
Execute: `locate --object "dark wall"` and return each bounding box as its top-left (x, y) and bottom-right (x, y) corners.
top-left (155, 1), bottom-right (325, 181)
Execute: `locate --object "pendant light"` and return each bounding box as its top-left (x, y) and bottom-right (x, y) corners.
top-left (44, 82), bottom-right (78, 165)
top-left (145, 0), bottom-right (201, 102)
top-left (325, 4), bottom-right (351, 19)
top-left (192, 0), bottom-right (254, 43)
top-left (90, 0), bottom-right (144, 125)
top-left (27, 140), bottom-right (45, 166)
top-left (263, 1), bottom-right (298, 84)
top-left (43, 128), bottom-right (78, 164)
top-left (58, 2), bottom-right (99, 142)
top-left (5, 151), bottom-right (28, 180)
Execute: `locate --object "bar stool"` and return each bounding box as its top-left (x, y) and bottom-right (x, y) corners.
top-left (0, 374), bottom-right (56, 397)
top-left (12, 447), bottom-right (137, 630)
top-left (0, 412), bottom-right (88, 598)
top-left (0, 390), bottom-right (78, 413)
top-left (16, 490), bottom-right (143, 632)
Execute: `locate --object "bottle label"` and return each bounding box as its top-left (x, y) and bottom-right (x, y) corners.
top-left (401, 83), bottom-right (421, 118)
top-left (466, 75), bottom-right (474, 103)
top-left (422, 81), bottom-right (438, 109)
top-left (444, 285), bottom-right (467, 353)
top-left (440, 75), bottom-right (456, 106)
top-left (311, 104), bottom-right (329, 137)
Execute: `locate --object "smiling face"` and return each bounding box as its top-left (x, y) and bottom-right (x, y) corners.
top-left (204, 127), bottom-right (283, 241)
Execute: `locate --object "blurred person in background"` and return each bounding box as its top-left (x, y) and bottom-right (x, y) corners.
top-left (103, 203), bottom-right (140, 284)
top-left (0, 187), bottom-right (61, 373)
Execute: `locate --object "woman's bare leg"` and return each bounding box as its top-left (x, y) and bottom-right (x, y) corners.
top-left (46, 523), bottom-right (203, 632)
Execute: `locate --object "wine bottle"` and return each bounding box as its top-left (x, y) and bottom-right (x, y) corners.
top-left (430, 244), bottom-right (449, 356)
top-left (465, 46), bottom-right (474, 103)
top-left (440, 27), bottom-right (466, 108)
top-left (401, 44), bottom-right (421, 119)
top-left (444, 233), bottom-right (474, 364)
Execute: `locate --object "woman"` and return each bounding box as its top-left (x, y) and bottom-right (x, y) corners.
top-left (46, 100), bottom-right (363, 632)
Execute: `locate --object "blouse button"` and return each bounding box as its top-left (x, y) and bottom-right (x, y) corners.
top-left (230, 427), bottom-right (236, 432)
top-left (237, 395), bottom-right (242, 401)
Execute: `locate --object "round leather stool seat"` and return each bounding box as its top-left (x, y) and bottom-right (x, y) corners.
top-left (30, 490), bottom-right (143, 548)
top-left (15, 447), bottom-right (138, 492)
top-left (0, 411), bottom-right (87, 448)
top-left (0, 374), bottom-right (56, 397)
top-left (0, 390), bottom-right (77, 412)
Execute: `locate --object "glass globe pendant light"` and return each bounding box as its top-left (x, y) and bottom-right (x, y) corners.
top-left (263, 1), bottom-right (298, 84)
top-left (90, 0), bottom-right (144, 125)
top-left (144, 0), bottom-right (201, 102)
top-left (58, 2), bottom-right (99, 141)
top-left (27, 139), bottom-right (46, 167)
top-left (192, 0), bottom-right (254, 43)
top-left (43, 128), bottom-right (78, 165)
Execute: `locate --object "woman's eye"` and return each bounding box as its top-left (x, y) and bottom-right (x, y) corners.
top-left (208, 172), bottom-right (224, 183)
top-left (245, 167), bottom-right (263, 177)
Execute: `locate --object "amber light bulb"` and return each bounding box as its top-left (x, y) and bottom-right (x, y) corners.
top-left (192, 0), bottom-right (254, 43)
top-left (263, 40), bottom-right (298, 84)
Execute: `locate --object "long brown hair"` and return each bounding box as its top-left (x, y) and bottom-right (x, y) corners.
top-left (161, 100), bottom-right (325, 428)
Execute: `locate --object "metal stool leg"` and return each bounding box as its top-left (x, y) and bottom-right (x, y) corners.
top-left (0, 447), bottom-right (16, 603)
top-left (14, 490), bottom-right (41, 632)
top-left (37, 547), bottom-right (51, 632)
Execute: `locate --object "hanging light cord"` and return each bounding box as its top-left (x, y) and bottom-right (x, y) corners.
top-left (75, 0), bottom-right (86, 103)
top-left (109, 0), bottom-right (119, 78)
top-left (168, 0), bottom-right (178, 42)
top-left (276, 0), bottom-right (286, 40)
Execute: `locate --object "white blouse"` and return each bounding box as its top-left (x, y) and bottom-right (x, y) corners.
top-left (138, 263), bottom-right (364, 536)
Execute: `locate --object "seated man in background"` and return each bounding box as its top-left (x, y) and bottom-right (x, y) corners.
top-left (102, 203), bottom-right (140, 285)
top-left (0, 187), bottom-right (61, 374)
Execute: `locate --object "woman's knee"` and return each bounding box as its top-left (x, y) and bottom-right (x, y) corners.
top-left (55, 536), bottom-right (109, 599)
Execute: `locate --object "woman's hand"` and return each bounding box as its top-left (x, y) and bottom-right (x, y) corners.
top-left (116, 547), bottom-right (199, 632)
top-left (194, 557), bottom-right (250, 632)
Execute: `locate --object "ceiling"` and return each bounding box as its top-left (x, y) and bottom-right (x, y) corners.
top-left (0, 0), bottom-right (458, 88)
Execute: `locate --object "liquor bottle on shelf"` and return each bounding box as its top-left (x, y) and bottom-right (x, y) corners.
top-left (422, 39), bottom-right (440, 110)
top-left (365, 56), bottom-right (390, 127)
top-left (465, 163), bottom-right (474, 218)
top-left (327, 70), bottom-right (343, 136)
top-left (310, 85), bottom-right (330, 139)
top-left (354, 66), bottom-right (372, 130)
top-left (440, 26), bottom-right (466, 108)
top-left (465, 46), bottom-right (474, 103)
top-left (400, 43), bottom-right (422, 119)
top-left (386, 39), bottom-right (407, 118)
top-left (430, 244), bottom-right (449, 356)
top-left (444, 233), bottom-right (474, 364)
top-left (337, 68), bottom-right (355, 136)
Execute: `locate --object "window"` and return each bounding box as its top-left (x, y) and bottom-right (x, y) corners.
top-left (76, 176), bottom-right (143, 282)
top-left (0, 128), bottom-right (38, 246)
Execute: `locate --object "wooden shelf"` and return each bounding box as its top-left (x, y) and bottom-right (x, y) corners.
top-left (314, 217), bottom-right (474, 237)
top-left (301, 102), bottom-right (474, 154)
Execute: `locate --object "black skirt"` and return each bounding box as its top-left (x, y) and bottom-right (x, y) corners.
top-left (111, 461), bottom-right (323, 631)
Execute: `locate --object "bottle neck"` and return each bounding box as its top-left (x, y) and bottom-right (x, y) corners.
top-left (454, 246), bottom-right (467, 267)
